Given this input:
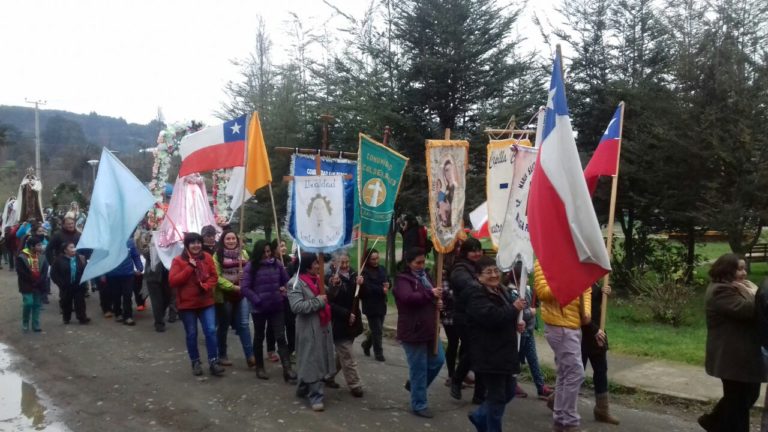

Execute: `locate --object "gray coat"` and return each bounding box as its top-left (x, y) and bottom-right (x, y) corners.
top-left (705, 282), bottom-right (766, 383)
top-left (288, 276), bottom-right (336, 383)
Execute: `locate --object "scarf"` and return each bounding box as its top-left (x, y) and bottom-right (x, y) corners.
top-left (412, 269), bottom-right (433, 290)
top-left (69, 256), bottom-right (77, 284)
top-left (221, 248), bottom-right (245, 284)
top-left (300, 273), bottom-right (331, 327)
top-left (29, 253), bottom-right (40, 280)
top-left (184, 251), bottom-right (209, 285)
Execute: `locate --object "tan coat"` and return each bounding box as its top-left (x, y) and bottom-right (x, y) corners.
top-left (705, 282), bottom-right (766, 383)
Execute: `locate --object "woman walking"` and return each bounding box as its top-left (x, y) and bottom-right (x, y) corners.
top-left (394, 247), bottom-right (445, 418)
top-left (241, 240), bottom-right (296, 382)
top-left (360, 248), bottom-right (390, 362)
top-left (169, 233), bottom-right (224, 377)
top-left (466, 256), bottom-right (525, 432)
top-left (213, 230), bottom-right (253, 368)
top-left (288, 253), bottom-right (335, 412)
top-left (698, 253), bottom-right (765, 432)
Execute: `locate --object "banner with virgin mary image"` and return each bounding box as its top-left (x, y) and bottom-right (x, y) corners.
top-left (426, 139), bottom-right (469, 254)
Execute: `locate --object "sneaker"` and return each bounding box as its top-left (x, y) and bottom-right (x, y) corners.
top-left (324, 379), bottom-right (340, 389)
top-left (209, 361), bottom-right (225, 377)
top-left (124, 318), bottom-right (136, 326)
top-left (515, 384), bottom-right (528, 398)
top-left (413, 408), bottom-right (434, 418)
top-left (103, 312), bottom-right (114, 319)
top-left (22, 323), bottom-right (29, 332)
top-left (219, 357), bottom-right (233, 366)
top-left (136, 304), bottom-right (146, 312)
top-left (63, 319), bottom-right (71, 325)
top-left (155, 323), bottom-right (166, 333)
top-left (33, 328), bottom-right (42, 333)
top-left (374, 354), bottom-right (385, 362)
top-left (268, 351), bottom-right (280, 363)
top-left (192, 360), bottom-right (203, 376)
top-left (79, 318), bottom-right (92, 325)
top-left (311, 402), bottom-right (325, 412)
top-left (350, 387), bottom-right (364, 398)
top-left (361, 340), bottom-right (371, 357)
top-left (538, 385), bottom-right (554, 400)
top-left (115, 315), bottom-right (124, 323)
top-left (167, 315), bottom-right (178, 323)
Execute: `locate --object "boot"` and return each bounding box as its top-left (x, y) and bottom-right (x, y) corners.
top-left (191, 360), bottom-right (203, 376)
top-left (594, 393), bottom-right (620, 425)
top-left (209, 360), bottom-right (225, 377)
top-left (256, 368), bottom-right (269, 380)
top-left (282, 360), bottom-right (297, 384)
top-left (361, 339), bottom-right (371, 357)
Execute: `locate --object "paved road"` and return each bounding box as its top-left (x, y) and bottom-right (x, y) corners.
top-left (0, 268), bottom-right (703, 431)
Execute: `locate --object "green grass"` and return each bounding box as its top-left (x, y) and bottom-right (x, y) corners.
top-left (696, 242), bottom-right (735, 262)
top-left (591, 261), bottom-right (768, 366)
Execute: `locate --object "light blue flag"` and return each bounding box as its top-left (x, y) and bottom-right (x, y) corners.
top-left (78, 149), bottom-right (155, 282)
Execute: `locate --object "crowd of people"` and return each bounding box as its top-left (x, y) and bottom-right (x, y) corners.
top-left (18, 208), bottom-right (768, 431)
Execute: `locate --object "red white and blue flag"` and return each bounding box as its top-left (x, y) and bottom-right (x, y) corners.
top-left (527, 53), bottom-right (611, 306)
top-left (178, 115), bottom-right (246, 177)
top-left (584, 105), bottom-right (623, 195)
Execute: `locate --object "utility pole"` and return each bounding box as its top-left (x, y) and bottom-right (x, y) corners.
top-left (25, 98), bottom-right (46, 183)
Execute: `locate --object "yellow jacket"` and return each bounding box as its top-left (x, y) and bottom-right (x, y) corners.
top-left (533, 261), bottom-right (591, 329)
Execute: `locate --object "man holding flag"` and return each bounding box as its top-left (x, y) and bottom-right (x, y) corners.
top-left (529, 52), bottom-right (612, 432)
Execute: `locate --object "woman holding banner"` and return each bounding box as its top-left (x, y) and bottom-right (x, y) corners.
top-left (465, 256), bottom-right (525, 432)
top-left (394, 247), bottom-right (445, 418)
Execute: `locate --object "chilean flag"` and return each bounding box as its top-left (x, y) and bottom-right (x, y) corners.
top-left (178, 115), bottom-right (246, 177)
top-left (469, 202), bottom-right (490, 238)
top-left (584, 104), bottom-right (623, 195)
top-left (527, 53), bottom-right (611, 306)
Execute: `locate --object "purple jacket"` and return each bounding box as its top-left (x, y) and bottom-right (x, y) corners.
top-left (240, 260), bottom-right (289, 315)
top-left (393, 271), bottom-right (437, 343)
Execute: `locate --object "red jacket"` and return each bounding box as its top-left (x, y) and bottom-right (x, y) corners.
top-left (169, 252), bottom-right (218, 311)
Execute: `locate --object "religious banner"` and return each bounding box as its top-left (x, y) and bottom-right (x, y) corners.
top-left (358, 134), bottom-right (408, 238)
top-left (291, 175), bottom-right (346, 252)
top-left (287, 154), bottom-right (357, 246)
top-left (496, 145), bottom-right (538, 272)
top-left (426, 139), bottom-right (469, 253)
top-left (487, 138), bottom-right (532, 249)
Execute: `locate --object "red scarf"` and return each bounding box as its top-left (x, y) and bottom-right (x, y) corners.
top-left (300, 273), bottom-right (331, 327)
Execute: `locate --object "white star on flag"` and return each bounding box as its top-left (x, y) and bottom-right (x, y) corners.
top-left (230, 122), bottom-right (242, 135)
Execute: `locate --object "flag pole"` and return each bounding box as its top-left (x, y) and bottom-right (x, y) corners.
top-left (238, 114), bottom-right (251, 274)
top-left (433, 128), bottom-right (450, 355)
top-left (268, 183), bottom-right (284, 265)
top-left (599, 101), bottom-right (625, 330)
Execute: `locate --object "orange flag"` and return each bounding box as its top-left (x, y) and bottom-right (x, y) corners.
top-left (245, 112), bottom-right (272, 193)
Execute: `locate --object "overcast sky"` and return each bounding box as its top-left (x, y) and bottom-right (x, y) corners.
top-left (0, 0), bottom-right (562, 126)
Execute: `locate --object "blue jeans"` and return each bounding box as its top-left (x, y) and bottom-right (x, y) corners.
top-left (520, 330), bottom-right (545, 392)
top-left (469, 373), bottom-right (515, 432)
top-left (402, 341), bottom-right (445, 412)
top-left (180, 306), bottom-right (219, 364)
top-left (216, 298), bottom-right (253, 360)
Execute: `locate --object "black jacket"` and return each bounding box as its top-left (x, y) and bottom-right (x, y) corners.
top-left (327, 271), bottom-right (364, 341)
top-left (449, 258), bottom-right (480, 327)
top-left (466, 285), bottom-right (520, 374)
top-left (360, 265), bottom-right (389, 316)
top-left (50, 255), bottom-right (86, 291)
top-left (16, 250), bottom-right (49, 294)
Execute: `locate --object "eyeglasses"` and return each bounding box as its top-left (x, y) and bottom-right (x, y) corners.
top-left (481, 268), bottom-right (501, 276)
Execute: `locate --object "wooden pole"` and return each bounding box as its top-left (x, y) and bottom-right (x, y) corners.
top-left (433, 127), bottom-right (450, 354)
top-left (238, 115), bottom-right (251, 274)
top-left (314, 114), bottom-right (334, 296)
top-left (268, 183), bottom-right (284, 266)
top-left (600, 102), bottom-right (625, 330)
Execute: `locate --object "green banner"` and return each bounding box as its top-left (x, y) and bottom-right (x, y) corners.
top-left (357, 134), bottom-right (408, 238)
